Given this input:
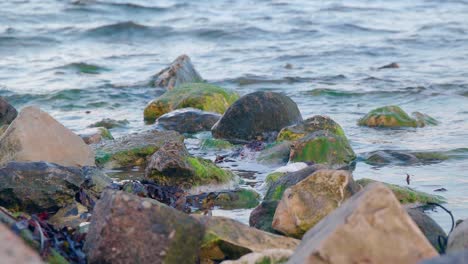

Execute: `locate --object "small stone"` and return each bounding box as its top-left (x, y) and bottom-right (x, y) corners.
top-left (151, 54), bottom-right (203, 90)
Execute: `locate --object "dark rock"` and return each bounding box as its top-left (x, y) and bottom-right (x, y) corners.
top-left (406, 205), bottom-right (447, 253)
top-left (84, 190), bottom-right (204, 264)
top-left (249, 200), bottom-right (280, 234)
top-left (378, 62), bottom-right (400, 70)
top-left (212, 91), bottom-right (303, 143)
top-left (447, 218), bottom-right (468, 253)
top-left (0, 97), bottom-right (17, 126)
top-left (151, 54), bottom-right (203, 90)
top-left (0, 162), bottom-right (112, 213)
top-left (156, 108), bottom-right (221, 133)
top-left (88, 118), bottom-right (129, 129)
top-left (419, 250), bottom-right (468, 264)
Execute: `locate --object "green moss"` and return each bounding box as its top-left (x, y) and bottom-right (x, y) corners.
top-left (265, 172), bottom-right (286, 186)
top-left (358, 105), bottom-right (418, 128)
top-left (214, 189), bottom-right (260, 209)
top-left (97, 127), bottom-right (114, 140)
top-left (277, 115), bottom-right (345, 141)
top-left (96, 146), bottom-right (158, 167)
top-left (47, 250), bottom-right (69, 264)
top-left (290, 133), bottom-right (356, 166)
top-left (144, 82), bottom-right (239, 122)
top-left (268, 185), bottom-right (287, 201)
top-left (187, 157), bottom-right (234, 184)
top-left (277, 129), bottom-right (305, 141)
top-left (356, 178), bottom-right (446, 204)
top-left (413, 152), bottom-right (449, 162)
top-left (200, 138), bottom-right (234, 150)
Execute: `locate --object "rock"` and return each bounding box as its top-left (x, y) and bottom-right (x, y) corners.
top-left (257, 141), bottom-right (292, 166)
top-left (0, 223), bottom-right (43, 264)
top-left (200, 138), bottom-right (234, 150)
top-left (358, 105), bottom-right (437, 128)
top-left (156, 108), bottom-right (221, 134)
top-left (0, 162), bottom-right (112, 213)
top-left (272, 170), bottom-right (360, 238)
top-left (356, 178), bottom-right (445, 204)
top-left (221, 249), bottom-right (293, 264)
top-left (0, 97), bottom-right (17, 126)
top-left (87, 118), bottom-right (129, 129)
top-left (363, 150), bottom-right (449, 166)
top-left (196, 216), bottom-right (299, 262)
top-left (213, 188), bottom-right (260, 209)
top-left (419, 250), bottom-right (468, 264)
top-left (144, 83), bottom-right (239, 123)
top-left (49, 202), bottom-right (90, 229)
top-left (94, 130), bottom-right (184, 169)
top-left (264, 165), bottom-right (328, 201)
top-left (287, 183), bottom-right (438, 264)
top-left (151, 55), bottom-right (203, 90)
top-left (378, 62), bottom-right (400, 70)
top-left (289, 130), bottom-right (356, 167)
top-left (406, 205), bottom-right (447, 253)
top-left (249, 200), bottom-right (280, 234)
top-left (84, 190), bottom-right (204, 264)
top-left (277, 115), bottom-right (345, 142)
top-left (447, 218), bottom-right (468, 253)
top-left (0, 106), bottom-right (95, 167)
top-left (145, 141), bottom-right (235, 189)
top-left (79, 127), bottom-right (113, 144)
top-left (212, 91), bottom-right (303, 143)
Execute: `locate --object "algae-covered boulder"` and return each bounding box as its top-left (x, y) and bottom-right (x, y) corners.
top-left (151, 54), bottom-right (203, 90)
top-left (94, 130), bottom-right (184, 169)
top-left (356, 178), bottom-right (445, 204)
top-left (277, 115), bottom-right (345, 141)
top-left (144, 83), bottom-right (239, 123)
top-left (196, 216), bottom-right (299, 262)
top-left (0, 97), bottom-right (17, 126)
top-left (212, 91), bottom-right (303, 143)
top-left (145, 141), bottom-right (235, 188)
top-left (200, 138), bottom-right (234, 150)
top-left (0, 106), bottom-right (95, 167)
top-left (156, 108), bottom-right (221, 134)
top-left (363, 149), bottom-right (450, 166)
top-left (79, 127), bottom-right (113, 144)
top-left (358, 105), bottom-right (437, 128)
top-left (289, 131), bottom-right (356, 167)
top-left (272, 170), bottom-right (360, 238)
top-left (222, 249), bottom-right (293, 264)
top-left (0, 162), bottom-right (111, 213)
top-left (84, 190), bottom-right (204, 264)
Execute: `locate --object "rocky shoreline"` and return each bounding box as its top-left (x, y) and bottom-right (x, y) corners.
top-left (0, 55), bottom-right (466, 264)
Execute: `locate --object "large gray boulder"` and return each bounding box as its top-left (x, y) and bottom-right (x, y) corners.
top-left (212, 91), bottom-right (303, 143)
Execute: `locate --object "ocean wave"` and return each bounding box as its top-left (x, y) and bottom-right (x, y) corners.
top-left (52, 62), bottom-right (111, 75)
top-left (224, 75), bottom-right (316, 86)
top-left (83, 21), bottom-right (173, 39)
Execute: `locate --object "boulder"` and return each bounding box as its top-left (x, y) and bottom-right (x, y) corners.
top-left (187, 188), bottom-right (259, 211)
top-left (272, 170), bottom-right (360, 238)
top-left (356, 178), bottom-right (445, 204)
top-left (0, 97), bottom-right (17, 125)
top-left (144, 83), bottom-right (239, 123)
top-left (49, 201), bottom-right (90, 229)
top-left (277, 115), bottom-right (345, 141)
top-left (249, 200), bottom-right (280, 234)
top-left (287, 183), bottom-right (438, 264)
top-left (156, 108), bottom-right (221, 134)
top-left (406, 205), bottom-right (447, 253)
top-left (212, 91), bottom-right (303, 143)
top-left (221, 249), bottom-right (293, 264)
top-left (0, 223), bottom-right (43, 264)
top-left (0, 106), bottom-right (95, 167)
top-left (78, 127), bottom-right (113, 144)
top-left (94, 130), bottom-right (184, 169)
top-left (151, 54), bottom-right (203, 90)
top-left (363, 150), bottom-right (449, 166)
top-left (358, 105), bottom-right (437, 128)
top-left (87, 118), bottom-right (129, 129)
top-left (447, 218), bottom-right (468, 253)
top-left (145, 141), bottom-right (235, 189)
top-left (289, 130), bottom-right (356, 167)
top-left (196, 216), bottom-right (299, 262)
top-left (0, 162), bottom-right (112, 213)
top-left (419, 250), bottom-right (468, 264)
top-left (84, 190), bottom-right (204, 264)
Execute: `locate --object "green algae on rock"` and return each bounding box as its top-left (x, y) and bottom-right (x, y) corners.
top-left (289, 131), bottom-right (356, 167)
top-left (356, 178), bottom-right (445, 204)
top-left (93, 130), bottom-right (184, 169)
top-left (214, 188), bottom-right (260, 210)
top-left (144, 82), bottom-right (239, 123)
top-left (358, 105), bottom-right (438, 128)
top-left (200, 138), bottom-right (234, 150)
top-left (277, 115), bottom-right (345, 142)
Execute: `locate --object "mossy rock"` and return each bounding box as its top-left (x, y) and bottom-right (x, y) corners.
top-left (200, 138), bottom-right (234, 150)
top-left (97, 127), bottom-right (114, 140)
top-left (93, 130), bottom-right (184, 169)
top-left (257, 141), bottom-right (292, 166)
top-left (356, 178), bottom-right (445, 204)
top-left (363, 150), bottom-right (450, 166)
top-left (214, 189), bottom-right (260, 210)
top-left (277, 115), bottom-right (345, 141)
top-left (358, 105), bottom-right (418, 128)
top-left (265, 172), bottom-right (286, 186)
top-left (289, 131), bottom-right (356, 167)
top-left (144, 82), bottom-right (239, 123)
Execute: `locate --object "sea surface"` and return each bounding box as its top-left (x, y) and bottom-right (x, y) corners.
top-left (1, 0), bottom-right (468, 232)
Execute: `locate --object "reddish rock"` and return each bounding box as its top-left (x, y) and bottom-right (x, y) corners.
top-left (0, 223), bottom-right (43, 264)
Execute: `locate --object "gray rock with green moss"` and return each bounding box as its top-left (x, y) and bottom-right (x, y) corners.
top-left (187, 188), bottom-right (260, 210)
top-left (93, 130), bottom-right (184, 169)
top-left (212, 91), bottom-right (303, 143)
top-left (249, 201), bottom-right (280, 234)
top-left (356, 178), bottom-right (445, 204)
top-left (151, 54), bottom-right (203, 90)
top-left (145, 141), bottom-right (235, 189)
top-left (200, 138), bottom-right (234, 150)
top-left (358, 105), bottom-right (438, 128)
top-left (144, 82), bottom-right (239, 123)
top-left (277, 115), bottom-right (345, 142)
top-left (84, 190), bottom-right (204, 264)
